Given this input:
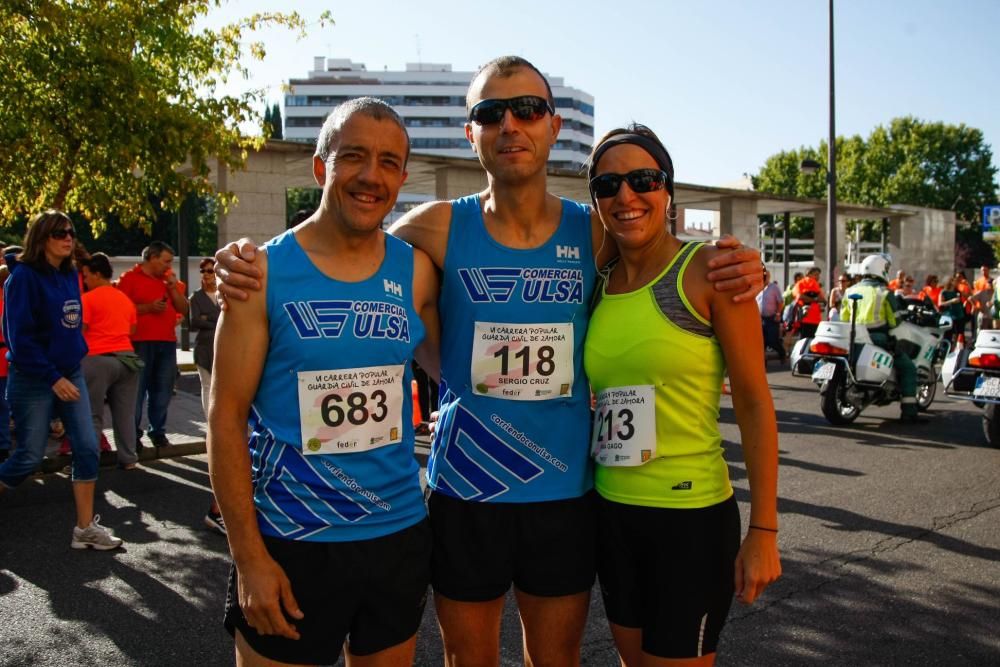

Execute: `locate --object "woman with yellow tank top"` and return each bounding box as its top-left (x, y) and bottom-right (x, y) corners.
top-left (583, 124), bottom-right (780, 666)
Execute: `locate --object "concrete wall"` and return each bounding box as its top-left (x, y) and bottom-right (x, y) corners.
top-left (718, 197), bottom-right (760, 248)
top-left (216, 150), bottom-right (317, 246)
top-left (887, 205), bottom-right (956, 281)
top-left (434, 166), bottom-right (488, 200)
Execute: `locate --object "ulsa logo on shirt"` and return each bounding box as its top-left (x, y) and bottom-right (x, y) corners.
top-left (284, 300), bottom-right (410, 342)
top-left (555, 245), bottom-right (580, 261)
top-left (61, 300), bottom-right (81, 329)
top-left (458, 267), bottom-right (584, 304)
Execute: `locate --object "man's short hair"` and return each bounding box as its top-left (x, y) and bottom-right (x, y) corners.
top-left (142, 240), bottom-right (175, 261)
top-left (314, 97), bottom-right (410, 166)
top-left (466, 56), bottom-right (555, 110)
top-left (85, 252), bottom-right (113, 279)
top-left (808, 267), bottom-right (821, 276)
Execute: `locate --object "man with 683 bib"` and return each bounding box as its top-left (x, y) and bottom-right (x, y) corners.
top-left (208, 98), bottom-right (440, 666)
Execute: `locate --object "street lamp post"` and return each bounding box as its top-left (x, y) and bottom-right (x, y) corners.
top-left (799, 0), bottom-right (837, 290)
top-left (826, 0), bottom-right (837, 290)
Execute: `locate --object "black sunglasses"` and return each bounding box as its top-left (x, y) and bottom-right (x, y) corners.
top-left (200, 268), bottom-right (215, 274)
top-left (590, 169), bottom-right (670, 199)
top-left (468, 96), bottom-right (554, 125)
top-left (50, 228), bottom-right (76, 240)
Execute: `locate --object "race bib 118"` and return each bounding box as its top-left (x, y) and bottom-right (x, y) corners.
top-left (470, 322), bottom-right (574, 401)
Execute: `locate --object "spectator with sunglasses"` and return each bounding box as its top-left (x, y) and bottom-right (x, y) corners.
top-left (189, 257), bottom-right (226, 534)
top-left (585, 124), bottom-right (780, 665)
top-left (212, 56), bottom-right (766, 665)
top-left (0, 211), bottom-right (123, 550)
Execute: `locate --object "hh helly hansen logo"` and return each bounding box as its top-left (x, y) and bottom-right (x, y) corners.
top-left (556, 245), bottom-right (580, 260)
top-left (283, 300), bottom-right (410, 342)
top-left (457, 267), bottom-right (584, 304)
top-left (383, 279), bottom-right (403, 298)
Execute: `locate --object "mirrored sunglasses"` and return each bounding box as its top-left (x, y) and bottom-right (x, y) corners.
top-left (590, 169), bottom-right (670, 199)
top-left (468, 96), bottom-right (554, 125)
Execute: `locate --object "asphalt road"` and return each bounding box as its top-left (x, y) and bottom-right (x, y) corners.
top-left (1, 367), bottom-right (997, 666)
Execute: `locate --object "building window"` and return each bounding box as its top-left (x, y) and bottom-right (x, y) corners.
top-left (286, 117), bottom-right (324, 127)
top-left (411, 138), bottom-right (469, 149)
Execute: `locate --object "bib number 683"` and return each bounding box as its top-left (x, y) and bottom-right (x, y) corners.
top-left (322, 390), bottom-right (388, 427)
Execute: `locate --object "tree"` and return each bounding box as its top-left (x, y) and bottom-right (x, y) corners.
top-left (0, 1), bottom-right (331, 233)
top-left (263, 104), bottom-right (273, 134)
top-left (753, 117), bottom-right (1000, 265)
top-left (270, 102), bottom-right (283, 140)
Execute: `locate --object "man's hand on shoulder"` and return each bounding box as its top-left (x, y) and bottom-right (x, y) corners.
top-left (707, 235), bottom-right (765, 303)
top-left (215, 238), bottom-right (262, 308)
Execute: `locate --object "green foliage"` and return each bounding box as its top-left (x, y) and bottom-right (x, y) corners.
top-left (271, 102), bottom-right (283, 140)
top-left (286, 187), bottom-right (320, 227)
top-left (753, 117), bottom-right (1000, 265)
top-left (0, 1), bottom-right (332, 232)
top-left (1, 195), bottom-right (218, 257)
top-left (755, 118), bottom-right (999, 221)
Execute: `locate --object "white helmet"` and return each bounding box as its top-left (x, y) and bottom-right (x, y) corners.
top-left (860, 253), bottom-right (892, 282)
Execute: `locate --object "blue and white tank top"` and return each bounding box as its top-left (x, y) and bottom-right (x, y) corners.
top-left (429, 195), bottom-right (596, 503)
top-left (249, 229), bottom-right (426, 541)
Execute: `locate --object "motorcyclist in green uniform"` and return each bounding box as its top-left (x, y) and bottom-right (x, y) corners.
top-left (840, 254), bottom-right (920, 422)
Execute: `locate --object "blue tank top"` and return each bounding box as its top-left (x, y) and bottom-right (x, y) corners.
top-left (250, 230), bottom-right (426, 542)
top-left (429, 195), bottom-right (596, 503)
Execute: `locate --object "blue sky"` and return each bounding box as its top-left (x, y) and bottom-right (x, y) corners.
top-left (204, 0), bottom-right (1000, 198)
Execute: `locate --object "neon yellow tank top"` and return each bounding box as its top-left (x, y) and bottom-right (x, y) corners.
top-left (583, 242), bottom-right (733, 509)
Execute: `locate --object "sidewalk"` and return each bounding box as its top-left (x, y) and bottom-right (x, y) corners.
top-left (37, 348), bottom-right (431, 473)
top-left (37, 348), bottom-right (202, 473)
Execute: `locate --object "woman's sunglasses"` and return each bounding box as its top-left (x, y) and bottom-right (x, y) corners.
top-left (590, 169), bottom-right (670, 199)
top-left (468, 96), bottom-right (554, 125)
top-left (50, 228), bottom-right (76, 240)
top-left (200, 268), bottom-right (215, 274)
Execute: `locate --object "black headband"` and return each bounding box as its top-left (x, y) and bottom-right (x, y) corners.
top-left (588, 133), bottom-right (675, 201)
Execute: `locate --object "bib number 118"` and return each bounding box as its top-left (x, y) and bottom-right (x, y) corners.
top-left (493, 344), bottom-right (555, 377)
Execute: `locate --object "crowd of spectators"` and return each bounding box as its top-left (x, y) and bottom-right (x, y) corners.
top-left (758, 263), bottom-right (996, 361)
top-left (0, 223), bottom-right (225, 543)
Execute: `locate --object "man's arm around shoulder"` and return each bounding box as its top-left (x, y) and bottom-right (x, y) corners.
top-left (412, 248), bottom-right (441, 382)
top-left (388, 201), bottom-right (452, 270)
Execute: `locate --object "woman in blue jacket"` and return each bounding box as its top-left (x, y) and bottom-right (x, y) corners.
top-left (0, 210), bottom-right (123, 550)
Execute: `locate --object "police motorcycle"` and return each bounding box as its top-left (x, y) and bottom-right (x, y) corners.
top-left (941, 328), bottom-right (1000, 447)
top-left (790, 258), bottom-right (952, 425)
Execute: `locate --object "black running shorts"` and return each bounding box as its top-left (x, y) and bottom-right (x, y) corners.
top-left (224, 518), bottom-right (431, 663)
top-left (427, 490), bottom-right (597, 601)
top-left (596, 494), bottom-right (741, 659)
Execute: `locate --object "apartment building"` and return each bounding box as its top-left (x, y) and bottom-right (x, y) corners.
top-left (284, 57), bottom-right (595, 172)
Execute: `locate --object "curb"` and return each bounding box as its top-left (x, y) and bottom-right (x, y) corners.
top-left (39, 440), bottom-right (207, 474)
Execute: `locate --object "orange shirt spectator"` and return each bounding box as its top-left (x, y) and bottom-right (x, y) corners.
top-left (795, 270), bottom-right (826, 325)
top-left (974, 267), bottom-right (992, 292)
top-left (922, 275), bottom-right (942, 306)
top-left (82, 285), bottom-right (137, 355)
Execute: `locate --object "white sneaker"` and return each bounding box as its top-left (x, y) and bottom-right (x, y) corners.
top-left (203, 512), bottom-right (227, 536)
top-left (71, 514), bottom-right (124, 550)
